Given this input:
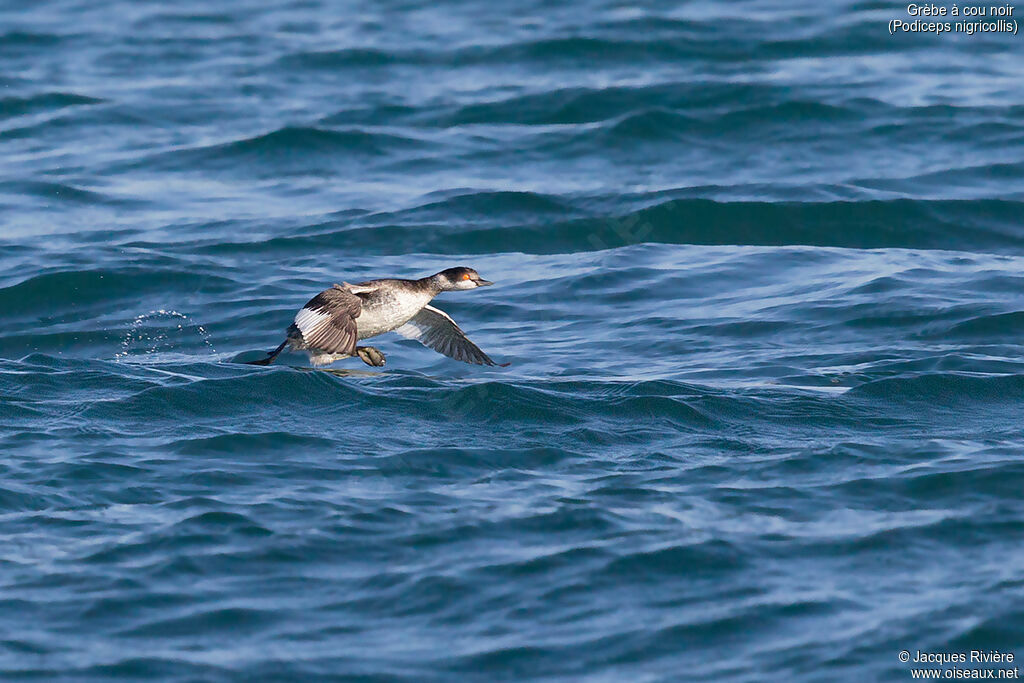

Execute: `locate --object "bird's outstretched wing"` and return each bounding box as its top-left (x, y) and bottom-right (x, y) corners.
top-left (395, 305), bottom-right (499, 366)
top-left (292, 285), bottom-right (362, 355)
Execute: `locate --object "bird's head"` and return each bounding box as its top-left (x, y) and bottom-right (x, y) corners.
top-left (434, 267), bottom-right (493, 291)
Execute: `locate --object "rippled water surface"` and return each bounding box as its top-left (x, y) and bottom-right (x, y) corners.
top-left (3, 1), bottom-right (1024, 680)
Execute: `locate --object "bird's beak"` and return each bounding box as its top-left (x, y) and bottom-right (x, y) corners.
top-left (474, 278), bottom-right (494, 286)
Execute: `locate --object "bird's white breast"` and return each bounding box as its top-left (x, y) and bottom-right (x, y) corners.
top-left (356, 289), bottom-right (432, 339)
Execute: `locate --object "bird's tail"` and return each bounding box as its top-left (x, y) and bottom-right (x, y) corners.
top-left (246, 340), bottom-right (288, 366)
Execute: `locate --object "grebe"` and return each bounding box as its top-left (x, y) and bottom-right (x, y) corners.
top-left (248, 267), bottom-right (505, 368)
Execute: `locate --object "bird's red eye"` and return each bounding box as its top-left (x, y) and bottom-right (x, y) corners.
top-left (463, 273), bottom-right (471, 280)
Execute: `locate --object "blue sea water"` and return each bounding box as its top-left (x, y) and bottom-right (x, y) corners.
top-left (3, 0), bottom-right (1024, 680)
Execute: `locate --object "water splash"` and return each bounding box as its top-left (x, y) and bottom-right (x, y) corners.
top-left (115, 309), bottom-right (217, 360)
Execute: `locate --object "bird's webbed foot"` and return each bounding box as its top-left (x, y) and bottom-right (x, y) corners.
top-left (355, 346), bottom-right (386, 367)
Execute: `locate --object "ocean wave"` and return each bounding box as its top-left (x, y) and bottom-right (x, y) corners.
top-left (430, 82), bottom-right (780, 127)
top-left (277, 36), bottom-right (706, 73)
top-left (600, 108), bottom-right (702, 142)
top-left (183, 195), bottom-right (1024, 255)
top-left (943, 311), bottom-right (1024, 339)
top-left (0, 30), bottom-right (65, 55)
top-left (372, 446), bottom-right (576, 476)
top-left (0, 92), bottom-right (104, 121)
top-left (0, 269), bottom-right (236, 318)
top-left (0, 180), bottom-right (127, 206)
top-left (138, 126), bottom-right (426, 173)
top-left (72, 370), bottom-right (725, 430)
top-left (275, 47), bottom-right (403, 69)
top-left (848, 372), bottom-right (1024, 403)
